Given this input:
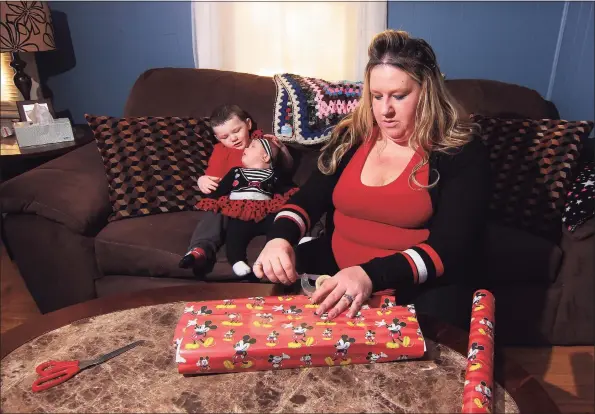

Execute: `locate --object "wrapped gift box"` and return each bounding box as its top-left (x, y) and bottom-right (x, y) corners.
top-left (172, 294), bottom-right (426, 375)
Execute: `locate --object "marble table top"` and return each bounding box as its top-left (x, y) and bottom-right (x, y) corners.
top-left (1, 302), bottom-right (519, 413)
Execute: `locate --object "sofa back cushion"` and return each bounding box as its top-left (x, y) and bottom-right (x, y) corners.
top-left (124, 68), bottom-right (559, 137)
top-left (123, 68), bottom-right (276, 134)
top-left (86, 115), bottom-right (216, 221)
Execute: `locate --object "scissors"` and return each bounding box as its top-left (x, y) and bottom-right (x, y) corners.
top-left (32, 340), bottom-right (144, 392)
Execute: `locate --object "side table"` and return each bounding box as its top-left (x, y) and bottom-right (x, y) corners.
top-left (0, 123), bottom-right (94, 181)
top-left (0, 283), bottom-right (560, 413)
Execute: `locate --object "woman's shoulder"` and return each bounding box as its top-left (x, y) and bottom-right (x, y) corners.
top-left (432, 135), bottom-right (489, 178)
top-left (436, 135), bottom-right (487, 162)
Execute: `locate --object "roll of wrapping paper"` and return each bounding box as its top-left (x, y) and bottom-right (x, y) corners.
top-left (462, 289), bottom-right (495, 413)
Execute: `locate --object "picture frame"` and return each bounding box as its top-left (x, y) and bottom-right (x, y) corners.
top-left (16, 99), bottom-right (55, 123)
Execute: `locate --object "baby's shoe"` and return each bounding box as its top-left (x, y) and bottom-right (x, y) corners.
top-left (179, 247), bottom-right (207, 269)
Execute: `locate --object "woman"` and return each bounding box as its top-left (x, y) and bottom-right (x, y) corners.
top-left (253, 30), bottom-right (491, 326)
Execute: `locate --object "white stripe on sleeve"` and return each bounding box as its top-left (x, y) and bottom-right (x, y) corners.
top-left (274, 211), bottom-right (306, 238)
top-left (403, 249), bottom-right (428, 284)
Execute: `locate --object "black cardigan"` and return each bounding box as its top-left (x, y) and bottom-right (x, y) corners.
top-left (267, 137), bottom-right (491, 291)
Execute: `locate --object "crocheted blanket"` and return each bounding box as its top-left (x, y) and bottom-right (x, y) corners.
top-left (273, 73), bottom-right (363, 145)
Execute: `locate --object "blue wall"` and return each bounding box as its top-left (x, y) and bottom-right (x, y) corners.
top-left (387, 1), bottom-right (594, 121)
top-left (41, 2), bottom-right (593, 123)
top-left (388, 1), bottom-right (563, 99)
top-left (43, 2), bottom-right (194, 123)
top-left (551, 2), bottom-right (594, 122)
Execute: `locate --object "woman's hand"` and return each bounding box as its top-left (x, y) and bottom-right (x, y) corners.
top-left (312, 266), bottom-right (373, 319)
top-left (197, 175), bottom-right (221, 194)
top-left (252, 238), bottom-right (298, 285)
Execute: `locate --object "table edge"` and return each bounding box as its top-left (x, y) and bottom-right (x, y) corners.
top-left (0, 283), bottom-right (560, 413)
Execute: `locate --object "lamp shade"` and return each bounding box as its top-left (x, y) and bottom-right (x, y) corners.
top-left (0, 1), bottom-right (56, 52)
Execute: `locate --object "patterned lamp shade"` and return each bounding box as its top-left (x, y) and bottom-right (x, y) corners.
top-left (0, 1), bottom-right (56, 52)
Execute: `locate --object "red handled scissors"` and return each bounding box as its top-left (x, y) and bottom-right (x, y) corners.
top-left (32, 340), bottom-right (144, 392)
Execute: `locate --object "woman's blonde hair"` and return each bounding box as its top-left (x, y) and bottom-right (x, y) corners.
top-left (318, 30), bottom-right (477, 188)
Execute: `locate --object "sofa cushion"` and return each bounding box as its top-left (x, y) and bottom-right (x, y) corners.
top-left (95, 211), bottom-right (266, 280)
top-left (473, 116), bottom-right (594, 242)
top-left (86, 115), bottom-right (216, 222)
top-left (482, 223), bottom-right (563, 285)
top-left (95, 211), bottom-right (200, 278)
top-left (446, 79), bottom-right (560, 119)
top-left (273, 73), bottom-right (363, 145)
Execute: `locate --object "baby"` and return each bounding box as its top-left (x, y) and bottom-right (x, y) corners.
top-left (196, 137), bottom-right (298, 276)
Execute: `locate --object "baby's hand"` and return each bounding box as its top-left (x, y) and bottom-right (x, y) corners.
top-left (265, 134), bottom-right (286, 151)
top-left (197, 175), bottom-right (221, 194)
top-left (265, 133), bottom-right (293, 170)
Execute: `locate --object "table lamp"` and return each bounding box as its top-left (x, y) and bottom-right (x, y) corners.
top-left (0, 1), bottom-right (56, 101)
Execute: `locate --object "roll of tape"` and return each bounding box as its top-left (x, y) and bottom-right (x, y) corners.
top-left (315, 275), bottom-right (331, 290)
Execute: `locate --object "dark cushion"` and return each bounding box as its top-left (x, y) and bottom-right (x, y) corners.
top-left (86, 115), bottom-right (216, 222)
top-left (446, 79), bottom-right (560, 119)
top-left (123, 68), bottom-right (276, 133)
top-left (474, 116), bottom-right (594, 242)
top-left (483, 223), bottom-right (563, 285)
top-left (95, 211), bottom-right (266, 280)
top-left (95, 211), bottom-right (200, 278)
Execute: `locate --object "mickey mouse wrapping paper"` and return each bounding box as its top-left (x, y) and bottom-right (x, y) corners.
top-left (172, 294), bottom-right (427, 375)
top-left (462, 290), bottom-right (496, 413)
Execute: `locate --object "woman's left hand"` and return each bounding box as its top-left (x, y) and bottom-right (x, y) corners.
top-left (311, 266), bottom-right (373, 319)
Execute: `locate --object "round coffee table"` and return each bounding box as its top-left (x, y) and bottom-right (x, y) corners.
top-left (1, 284), bottom-right (559, 413)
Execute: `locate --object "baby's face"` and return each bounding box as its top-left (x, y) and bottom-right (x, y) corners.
top-left (242, 139), bottom-right (269, 168)
top-left (213, 115), bottom-right (252, 150)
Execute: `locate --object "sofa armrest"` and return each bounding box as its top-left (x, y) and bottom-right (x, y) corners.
top-left (0, 143), bottom-right (112, 236)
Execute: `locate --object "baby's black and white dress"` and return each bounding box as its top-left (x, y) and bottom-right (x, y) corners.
top-left (195, 166), bottom-right (299, 269)
top-left (195, 166), bottom-right (299, 222)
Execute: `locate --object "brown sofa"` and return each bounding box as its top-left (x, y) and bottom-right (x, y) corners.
top-left (1, 68), bottom-right (593, 346)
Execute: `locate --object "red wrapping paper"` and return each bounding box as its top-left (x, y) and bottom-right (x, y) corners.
top-left (172, 295), bottom-right (426, 374)
top-left (462, 289), bottom-right (496, 413)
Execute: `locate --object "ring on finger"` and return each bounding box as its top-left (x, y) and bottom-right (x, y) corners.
top-left (254, 261), bottom-right (263, 267)
top-left (342, 293), bottom-right (355, 304)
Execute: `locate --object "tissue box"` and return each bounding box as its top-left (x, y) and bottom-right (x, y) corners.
top-left (172, 295), bottom-right (427, 375)
top-left (14, 118), bottom-right (74, 148)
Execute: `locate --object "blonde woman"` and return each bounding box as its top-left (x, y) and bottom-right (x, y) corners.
top-left (253, 30), bottom-right (491, 324)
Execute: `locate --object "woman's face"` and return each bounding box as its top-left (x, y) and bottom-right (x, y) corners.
top-left (370, 64), bottom-right (421, 144)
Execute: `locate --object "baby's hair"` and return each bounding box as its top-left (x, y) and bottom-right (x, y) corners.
top-left (210, 104), bottom-right (250, 128)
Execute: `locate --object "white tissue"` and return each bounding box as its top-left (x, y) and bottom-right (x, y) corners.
top-left (26, 103), bottom-right (54, 125)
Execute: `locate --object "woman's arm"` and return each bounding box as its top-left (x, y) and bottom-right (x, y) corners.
top-left (267, 146), bottom-right (359, 246)
top-left (360, 138), bottom-right (491, 290)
